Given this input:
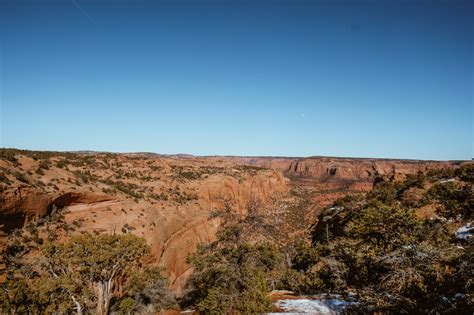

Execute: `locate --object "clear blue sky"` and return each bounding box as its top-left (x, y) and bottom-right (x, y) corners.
top-left (1, 0), bottom-right (472, 160)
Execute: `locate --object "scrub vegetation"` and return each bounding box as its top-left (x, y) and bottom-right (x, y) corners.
top-left (1, 148), bottom-right (472, 314)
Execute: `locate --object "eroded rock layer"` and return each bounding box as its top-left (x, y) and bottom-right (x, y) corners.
top-left (0, 150), bottom-right (461, 292)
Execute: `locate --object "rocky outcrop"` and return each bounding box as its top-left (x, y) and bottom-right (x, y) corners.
top-left (215, 156), bottom-right (459, 185)
top-left (197, 170), bottom-right (288, 214)
top-left (0, 185), bottom-right (55, 231)
top-left (285, 158), bottom-right (458, 182)
top-left (150, 170), bottom-right (288, 293)
top-left (1, 185), bottom-right (53, 216)
top-left (150, 215), bottom-right (221, 292)
top-left (52, 192), bottom-right (114, 208)
top-left (0, 188), bottom-right (115, 232)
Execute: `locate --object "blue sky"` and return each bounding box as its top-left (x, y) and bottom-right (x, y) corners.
top-left (1, 0), bottom-right (472, 160)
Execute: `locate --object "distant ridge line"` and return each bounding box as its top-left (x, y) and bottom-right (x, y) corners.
top-left (0, 147), bottom-right (470, 162)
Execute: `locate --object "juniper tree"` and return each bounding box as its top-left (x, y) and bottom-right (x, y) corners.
top-left (42, 233), bottom-right (149, 315)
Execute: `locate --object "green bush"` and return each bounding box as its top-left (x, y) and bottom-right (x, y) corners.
top-left (427, 182), bottom-right (472, 219)
top-left (186, 240), bottom-right (284, 314)
top-left (345, 202), bottom-right (421, 250)
top-left (118, 297), bottom-right (135, 315)
top-left (13, 171), bottom-right (28, 183)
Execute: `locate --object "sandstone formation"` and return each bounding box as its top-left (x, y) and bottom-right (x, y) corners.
top-left (222, 156), bottom-right (460, 184)
top-left (283, 157), bottom-right (459, 181)
top-left (0, 150), bottom-right (462, 293)
top-left (0, 185), bottom-right (54, 231)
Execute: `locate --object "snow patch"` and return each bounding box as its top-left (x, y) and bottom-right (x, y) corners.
top-left (455, 223), bottom-right (473, 240)
top-left (276, 299), bottom-right (332, 314)
top-left (272, 295), bottom-right (356, 314)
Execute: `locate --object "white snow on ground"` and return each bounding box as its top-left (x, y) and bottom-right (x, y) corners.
top-left (455, 223), bottom-right (473, 240)
top-left (275, 299), bottom-right (332, 314)
top-left (272, 296), bottom-right (356, 314)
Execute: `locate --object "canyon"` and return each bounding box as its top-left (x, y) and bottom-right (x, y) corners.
top-left (0, 150), bottom-right (464, 293)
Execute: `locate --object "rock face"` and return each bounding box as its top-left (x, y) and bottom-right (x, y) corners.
top-left (229, 157), bottom-right (465, 186)
top-left (1, 185), bottom-right (52, 216)
top-left (197, 171), bottom-right (287, 213)
top-left (147, 171), bottom-right (288, 292)
top-left (284, 157), bottom-right (458, 182)
top-left (223, 156), bottom-right (459, 186)
top-left (0, 185), bottom-right (54, 231)
top-left (52, 192), bottom-right (114, 208)
top-left (0, 187), bottom-right (115, 232)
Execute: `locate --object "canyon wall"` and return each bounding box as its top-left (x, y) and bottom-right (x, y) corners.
top-left (223, 156), bottom-right (460, 185)
top-left (147, 171), bottom-right (288, 292)
top-left (283, 157), bottom-right (459, 181)
top-left (0, 151), bottom-right (463, 293)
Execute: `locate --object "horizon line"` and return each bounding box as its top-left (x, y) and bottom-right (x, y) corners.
top-left (1, 147), bottom-right (471, 163)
